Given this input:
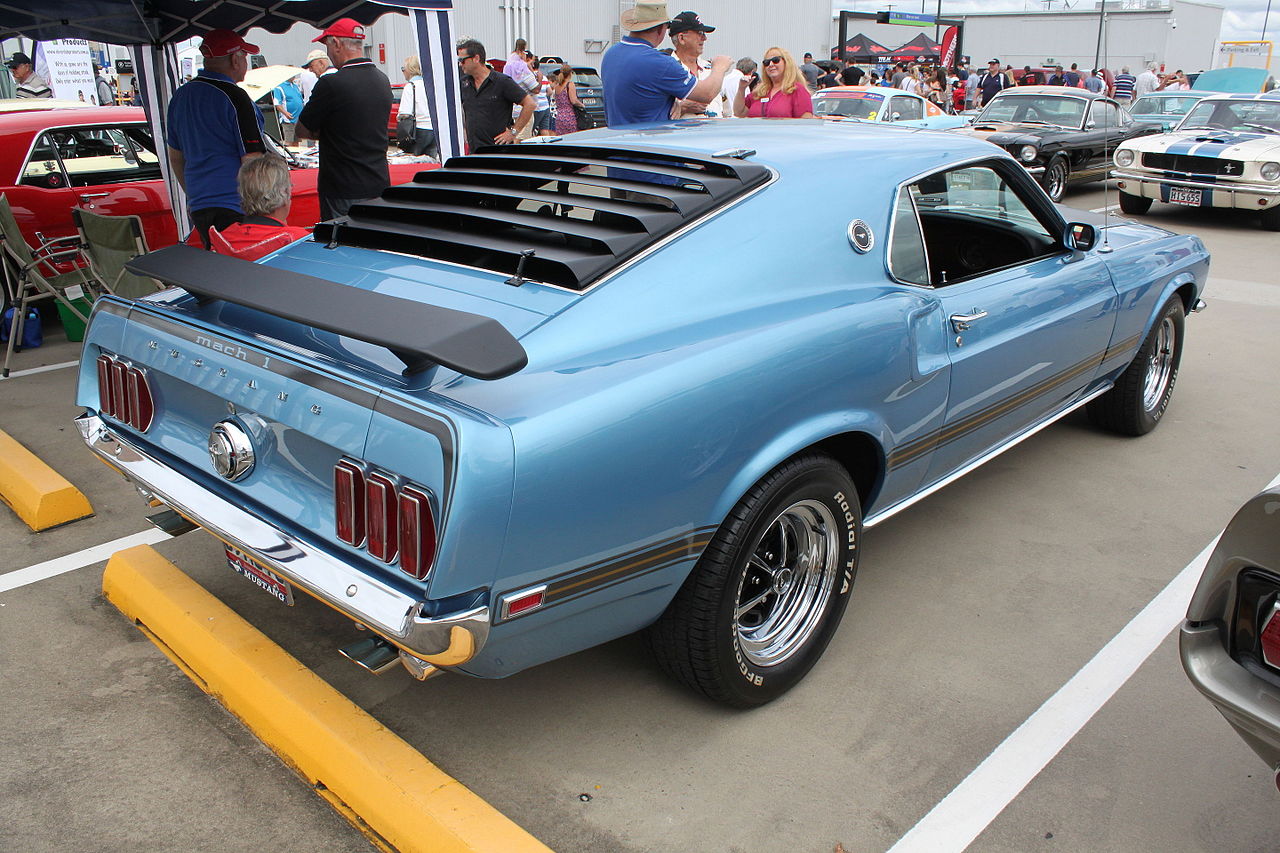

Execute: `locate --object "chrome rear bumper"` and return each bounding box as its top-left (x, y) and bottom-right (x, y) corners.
top-left (76, 413), bottom-right (488, 666)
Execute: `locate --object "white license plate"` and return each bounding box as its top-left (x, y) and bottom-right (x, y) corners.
top-left (1168, 186), bottom-right (1202, 206)
top-left (225, 546), bottom-right (294, 605)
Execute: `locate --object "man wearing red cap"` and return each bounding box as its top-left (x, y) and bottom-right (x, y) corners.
top-left (296, 18), bottom-right (392, 220)
top-left (165, 29), bottom-right (267, 248)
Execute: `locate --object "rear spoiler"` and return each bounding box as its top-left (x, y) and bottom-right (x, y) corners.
top-left (126, 244), bottom-right (528, 380)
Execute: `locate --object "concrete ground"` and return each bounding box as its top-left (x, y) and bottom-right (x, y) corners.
top-left (2, 181), bottom-right (1278, 853)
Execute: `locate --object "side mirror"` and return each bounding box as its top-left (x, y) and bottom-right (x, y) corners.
top-left (1064, 222), bottom-right (1097, 252)
top-left (1085, 120), bottom-right (1097, 129)
top-left (891, 112), bottom-right (902, 122)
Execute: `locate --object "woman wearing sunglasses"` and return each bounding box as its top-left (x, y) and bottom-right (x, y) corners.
top-left (733, 47), bottom-right (815, 119)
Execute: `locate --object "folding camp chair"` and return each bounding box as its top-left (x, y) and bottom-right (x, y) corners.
top-left (72, 208), bottom-right (162, 300)
top-left (0, 194), bottom-right (99, 377)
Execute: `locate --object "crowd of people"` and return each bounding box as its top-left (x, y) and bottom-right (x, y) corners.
top-left (94, 2), bottom-right (1203, 256)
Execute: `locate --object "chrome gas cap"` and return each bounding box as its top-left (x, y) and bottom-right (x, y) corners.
top-left (208, 420), bottom-right (255, 481)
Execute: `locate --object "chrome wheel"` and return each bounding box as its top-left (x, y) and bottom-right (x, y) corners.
top-left (1043, 161), bottom-right (1067, 202)
top-left (734, 499), bottom-right (840, 668)
top-left (1142, 315), bottom-right (1177, 411)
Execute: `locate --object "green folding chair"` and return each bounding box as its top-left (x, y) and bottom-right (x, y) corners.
top-left (72, 208), bottom-right (161, 300)
top-left (0, 194), bottom-right (98, 377)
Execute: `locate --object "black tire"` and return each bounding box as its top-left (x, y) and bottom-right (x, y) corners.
top-left (1087, 296), bottom-right (1185, 435)
top-left (1118, 191), bottom-right (1152, 215)
top-left (1261, 205), bottom-right (1280, 231)
top-left (1041, 158), bottom-right (1069, 203)
top-left (644, 454), bottom-right (860, 707)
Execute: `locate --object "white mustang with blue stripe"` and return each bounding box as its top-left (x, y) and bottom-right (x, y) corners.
top-left (1111, 92), bottom-right (1280, 230)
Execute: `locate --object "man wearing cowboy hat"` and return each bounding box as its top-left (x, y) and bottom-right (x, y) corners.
top-left (296, 18), bottom-right (393, 220)
top-left (600, 3), bottom-right (731, 126)
top-left (165, 29), bottom-right (267, 247)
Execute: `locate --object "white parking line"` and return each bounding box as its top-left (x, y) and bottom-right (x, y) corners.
top-left (1090, 204), bottom-right (1120, 213)
top-left (0, 528), bottom-right (170, 594)
top-left (887, 470), bottom-right (1280, 853)
top-left (0, 360), bottom-right (79, 380)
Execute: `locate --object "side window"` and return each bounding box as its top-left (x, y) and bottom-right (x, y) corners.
top-left (20, 132), bottom-right (69, 189)
top-left (56, 127), bottom-right (159, 187)
top-left (1092, 102), bottom-right (1119, 128)
top-left (891, 96), bottom-right (923, 121)
top-left (900, 163), bottom-right (1062, 286)
top-left (888, 188), bottom-right (929, 286)
top-left (1117, 104), bottom-right (1135, 125)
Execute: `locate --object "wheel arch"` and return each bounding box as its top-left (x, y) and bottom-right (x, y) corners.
top-left (710, 417), bottom-right (887, 532)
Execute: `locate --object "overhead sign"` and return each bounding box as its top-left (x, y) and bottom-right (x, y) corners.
top-left (876, 11), bottom-right (935, 27)
top-left (34, 39), bottom-right (96, 103)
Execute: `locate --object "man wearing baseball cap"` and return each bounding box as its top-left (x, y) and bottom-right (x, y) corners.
top-left (600, 2), bottom-right (731, 126)
top-left (6, 52), bottom-right (52, 99)
top-left (165, 29), bottom-right (267, 248)
top-left (296, 18), bottom-right (392, 220)
top-left (667, 11), bottom-right (723, 117)
top-left (298, 49), bottom-right (333, 106)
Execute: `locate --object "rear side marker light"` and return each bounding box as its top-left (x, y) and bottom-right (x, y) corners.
top-left (1260, 604), bottom-right (1280, 669)
top-left (397, 485), bottom-right (437, 580)
top-left (96, 353), bottom-right (155, 432)
top-left (365, 472), bottom-right (399, 563)
top-left (334, 460), bottom-right (366, 546)
top-left (500, 585), bottom-right (547, 621)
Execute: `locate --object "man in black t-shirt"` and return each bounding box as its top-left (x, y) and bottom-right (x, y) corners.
top-left (457, 39), bottom-right (535, 153)
top-left (296, 18), bottom-right (392, 221)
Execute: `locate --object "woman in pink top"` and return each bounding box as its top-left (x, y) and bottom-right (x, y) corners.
top-left (733, 47), bottom-right (815, 119)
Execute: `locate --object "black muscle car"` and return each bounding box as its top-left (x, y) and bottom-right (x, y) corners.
top-left (953, 86), bottom-right (1158, 201)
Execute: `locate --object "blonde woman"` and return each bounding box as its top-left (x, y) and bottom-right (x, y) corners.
top-left (396, 55), bottom-right (436, 156)
top-left (733, 47), bottom-right (814, 118)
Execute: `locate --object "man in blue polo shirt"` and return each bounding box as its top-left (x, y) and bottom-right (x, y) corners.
top-left (601, 2), bottom-right (732, 126)
top-left (165, 29), bottom-right (266, 248)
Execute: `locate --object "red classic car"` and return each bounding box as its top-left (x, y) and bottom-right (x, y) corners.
top-left (1, 104), bottom-right (431, 255)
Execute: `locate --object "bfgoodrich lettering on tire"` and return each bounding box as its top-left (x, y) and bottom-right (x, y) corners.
top-left (1087, 295), bottom-right (1185, 436)
top-left (644, 453), bottom-right (860, 707)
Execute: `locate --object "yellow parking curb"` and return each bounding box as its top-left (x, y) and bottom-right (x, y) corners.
top-left (103, 544), bottom-right (552, 853)
top-left (0, 429), bottom-right (93, 530)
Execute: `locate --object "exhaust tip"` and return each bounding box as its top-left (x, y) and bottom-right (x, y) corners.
top-left (339, 637), bottom-right (401, 675)
top-left (146, 508), bottom-right (198, 537)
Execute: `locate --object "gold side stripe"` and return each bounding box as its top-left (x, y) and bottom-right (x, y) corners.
top-left (548, 538), bottom-right (714, 599)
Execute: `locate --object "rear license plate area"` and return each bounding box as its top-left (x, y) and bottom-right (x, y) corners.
top-left (226, 546), bottom-right (294, 605)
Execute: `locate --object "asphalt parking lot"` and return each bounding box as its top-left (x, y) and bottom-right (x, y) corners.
top-left (2, 181), bottom-right (1279, 853)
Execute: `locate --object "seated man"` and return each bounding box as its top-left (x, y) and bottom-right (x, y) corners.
top-left (207, 154), bottom-right (311, 260)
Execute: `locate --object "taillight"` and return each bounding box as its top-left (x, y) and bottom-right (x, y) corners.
top-left (365, 471), bottom-right (399, 563)
top-left (96, 353), bottom-right (155, 431)
top-left (334, 459), bottom-right (437, 579)
top-left (334, 460), bottom-right (366, 546)
top-left (126, 367), bottom-right (154, 431)
top-left (398, 485), bottom-right (437, 579)
top-left (1262, 604), bottom-right (1280, 669)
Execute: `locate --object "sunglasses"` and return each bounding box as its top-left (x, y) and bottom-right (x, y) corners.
top-left (762, 56), bottom-right (784, 66)
top-left (457, 55), bottom-right (474, 64)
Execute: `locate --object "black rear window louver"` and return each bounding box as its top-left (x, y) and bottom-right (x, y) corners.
top-left (312, 144), bottom-right (771, 290)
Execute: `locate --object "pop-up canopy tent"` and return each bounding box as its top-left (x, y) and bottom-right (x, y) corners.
top-left (830, 33), bottom-right (892, 63)
top-left (0, 0), bottom-right (462, 235)
top-left (890, 33), bottom-right (941, 62)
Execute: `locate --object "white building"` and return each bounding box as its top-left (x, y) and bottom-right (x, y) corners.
top-left (240, 0), bottom-right (834, 80)
top-left (834, 1), bottom-right (1224, 75)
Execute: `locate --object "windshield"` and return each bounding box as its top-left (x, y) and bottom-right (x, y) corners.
top-left (812, 92), bottom-right (885, 119)
top-left (573, 70), bottom-right (602, 87)
top-left (1178, 99), bottom-right (1280, 133)
top-left (976, 94), bottom-right (1087, 128)
top-left (1130, 95), bottom-right (1201, 116)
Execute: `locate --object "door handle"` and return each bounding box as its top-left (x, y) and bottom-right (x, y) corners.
top-left (949, 310), bottom-right (988, 333)
top-left (78, 192), bottom-right (109, 201)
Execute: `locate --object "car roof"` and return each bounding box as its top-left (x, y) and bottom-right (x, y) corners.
top-left (993, 86), bottom-right (1103, 99)
top-left (815, 86), bottom-right (890, 96)
top-left (0, 105), bottom-right (146, 135)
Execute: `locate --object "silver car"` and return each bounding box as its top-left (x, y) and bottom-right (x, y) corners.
top-left (1181, 484), bottom-right (1280, 790)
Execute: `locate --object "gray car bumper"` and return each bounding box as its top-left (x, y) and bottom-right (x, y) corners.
top-left (1180, 622), bottom-right (1280, 770)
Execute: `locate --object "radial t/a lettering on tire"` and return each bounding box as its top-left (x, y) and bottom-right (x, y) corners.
top-left (1087, 295), bottom-right (1185, 436)
top-left (644, 453), bottom-right (861, 708)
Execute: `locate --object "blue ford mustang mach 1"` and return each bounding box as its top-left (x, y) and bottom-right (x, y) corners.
top-left (75, 120), bottom-right (1208, 707)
